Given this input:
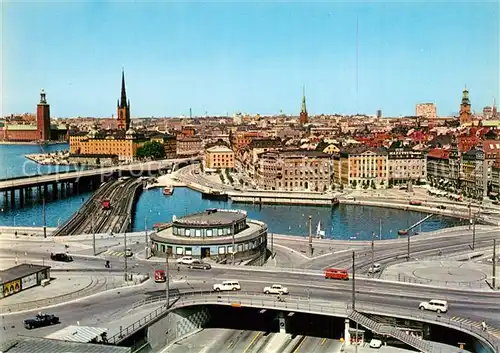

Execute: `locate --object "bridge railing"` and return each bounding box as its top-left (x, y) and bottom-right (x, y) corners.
top-left (121, 291), bottom-right (498, 352)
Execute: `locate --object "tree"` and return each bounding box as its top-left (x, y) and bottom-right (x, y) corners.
top-left (136, 141), bottom-right (165, 160)
top-left (352, 180), bottom-right (357, 188)
top-left (371, 180), bottom-right (376, 189)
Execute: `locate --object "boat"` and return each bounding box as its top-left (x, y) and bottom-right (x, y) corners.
top-left (398, 229), bottom-right (409, 236)
top-left (316, 221), bottom-right (325, 239)
top-left (163, 186), bottom-right (174, 196)
top-left (202, 189), bottom-right (229, 201)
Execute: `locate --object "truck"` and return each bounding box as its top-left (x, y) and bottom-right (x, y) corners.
top-left (102, 199), bottom-right (111, 210)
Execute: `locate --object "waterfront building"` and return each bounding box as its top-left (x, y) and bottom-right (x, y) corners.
top-left (491, 161), bottom-right (500, 197)
top-left (426, 148), bottom-right (451, 187)
top-left (337, 146), bottom-right (389, 189)
top-left (239, 137), bottom-right (283, 178)
top-left (70, 128), bottom-right (145, 162)
top-left (150, 209), bottom-right (267, 263)
top-left (461, 145), bottom-right (486, 200)
top-left (482, 140), bottom-right (500, 196)
top-left (176, 135), bottom-right (203, 156)
top-left (205, 145), bottom-right (235, 169)
top-left (0, 90), bottom-right (67, 142)
top-left (459, 87), bottom-right (473, 125)
top-left (416, 103), bottom-right (437, 120)
top-left (387, 142), bottom-right (426, 186)
top-left (255, 150), bottom-right (332, 192)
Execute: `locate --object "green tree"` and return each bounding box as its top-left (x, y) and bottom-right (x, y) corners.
top-left (352, 180), bottom-right (357, 188)
top-left (136, 141), bottom-right (165, 160)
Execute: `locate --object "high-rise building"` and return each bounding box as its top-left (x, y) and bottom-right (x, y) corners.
top-left (299, 87), bottom-right (308, 125)
top-left (459, 87), bottom-right (472, 125)
top-left (416, 103), bottom-right (437, 119)
top-left (117, 70), bottom-right (131, 131)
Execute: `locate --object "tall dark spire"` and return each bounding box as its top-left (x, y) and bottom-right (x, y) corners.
top-left (120, 69), bottom-right (127, 108)
top-left (301, 85), bottom-right (307, 113)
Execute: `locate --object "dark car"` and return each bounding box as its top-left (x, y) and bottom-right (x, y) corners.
top-left (437, 205), bottom-right (446, 209)
top-left (187, 260), bottom-right (211, 270)
top-left (50, 253), bottom-right (73, 262)
top-left (24, 313), bottom-right (60, 329)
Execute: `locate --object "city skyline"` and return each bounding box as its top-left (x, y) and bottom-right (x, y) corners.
top-left (2, 1), bottom-right (499, 118)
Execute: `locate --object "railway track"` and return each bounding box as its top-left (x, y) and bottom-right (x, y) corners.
top-left (53, 178), bottom-right (143, 236)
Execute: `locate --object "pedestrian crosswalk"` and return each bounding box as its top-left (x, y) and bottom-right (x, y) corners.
top-left (451, 316), bottom-right (500, 337)
top-left (102, 249), bottom-right (125, 257)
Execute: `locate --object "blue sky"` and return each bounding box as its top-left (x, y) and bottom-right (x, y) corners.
top-left (2, 1), bottom-right (499, 118)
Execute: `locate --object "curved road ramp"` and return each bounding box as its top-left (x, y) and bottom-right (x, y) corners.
top-left (97, 292), bottom-right (498, 353)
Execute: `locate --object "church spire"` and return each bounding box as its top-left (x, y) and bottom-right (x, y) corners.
top-left (301, 85), bottom-right (307, 113)
top-left (120, 69), bottom-right (127, 108)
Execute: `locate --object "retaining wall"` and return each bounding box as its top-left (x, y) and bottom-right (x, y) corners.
top-left (146, 306), bottom-right (211, 352)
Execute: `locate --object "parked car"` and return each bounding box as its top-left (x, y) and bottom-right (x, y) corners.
top-left (213, 280), bottom-right (241, 292)
top-left (368, 263), bottom-right (381, 274)
top-left (419, 299), bottom-right (448, 313)
top-left (24, 313), bottom-right (59, 329)
top-left (176, 256), bottom-right (195, 265)
top-left (437, 205), bottom-right (446, 209)
top-left (188, 260), bottom-right (211, 270)
top-left (50, 253), bottom-right (73, 262)
top-left (263, 284), bottom-right (289, 295)
top-left (369, 339), bottom-right (383, 348)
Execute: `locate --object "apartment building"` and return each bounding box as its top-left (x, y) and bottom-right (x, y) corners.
top-left (338, 146), bottom-right (389, 188)
top-left (387, 144), bottom-right (426, 185)
top-left (205, 146), bottom-right (235, 169)
top-left (255, 150), bottom-right (332, 191)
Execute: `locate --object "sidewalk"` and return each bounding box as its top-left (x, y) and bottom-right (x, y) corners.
top-left (0, 273), bottom-right (144, 314)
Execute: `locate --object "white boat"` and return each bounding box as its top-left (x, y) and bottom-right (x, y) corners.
top-left (316, 221), bottom-right (325, 239)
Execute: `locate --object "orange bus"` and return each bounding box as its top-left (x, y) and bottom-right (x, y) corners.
top-left (324, 268), bottom-right (349, 280)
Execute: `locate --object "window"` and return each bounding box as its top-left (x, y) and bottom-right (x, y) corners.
top-left (218, 247), bottom-right (226, 254)
top-left (176, 247), bottom-right (183, 255)
top-left (207, 229), bottom-right (213, 237)
top-left (238, 244), bottom-right (243, 252)
top-left (218, 228), bottom-right (223, 236)
top-left (185, 247), bottom-right (192, 255)
top-left (244, 243), bottom-right (249, 251)
top-left (185, 229), bottom-right (191, 237)
top-left (227, 245), bottom-right (233, 254)
top-left (195, 229), bottom-right (201, 237)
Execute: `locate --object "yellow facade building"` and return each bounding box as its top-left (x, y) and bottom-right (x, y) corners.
top-left (205, 146), bottom-right (235, 169)
top-left (69, 128), bottom-right (144, 162)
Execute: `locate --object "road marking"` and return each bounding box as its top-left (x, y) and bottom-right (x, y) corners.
top-left (293, 336), bottom-right (307, 353)
top-left (321, 337), bottom-right (327, 345)
top-left (243, 332), bottom-right (261, 353)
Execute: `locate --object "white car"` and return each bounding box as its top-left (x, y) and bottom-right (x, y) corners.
top-left (419, 299), bottom-right (448, 313)
top-left (368, 263), bottom-right (381, 274)
top-left (369, 339), bottom-right (383, 348)
top-left (213, 280), bottom-right (241, 292)
top-left (263, 284), bottom-right (289, 295)
top-left (176, 256), bottom-right (195, 265)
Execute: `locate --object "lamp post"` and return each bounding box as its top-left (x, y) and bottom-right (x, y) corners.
top-left (144, 216), bottom-right (149, 259)
top-left (42, 198), bottom-right (47, 238)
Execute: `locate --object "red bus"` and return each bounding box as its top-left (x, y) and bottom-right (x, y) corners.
top-left (154, 270), bottom-right (166, 283)
top-left (324, 268), bottom-right (349, 280)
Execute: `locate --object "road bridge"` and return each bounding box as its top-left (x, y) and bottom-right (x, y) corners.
top-left (0, 157), bottom-right (199, 208)
top-left (104, 291), bottom-right (499, 353)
